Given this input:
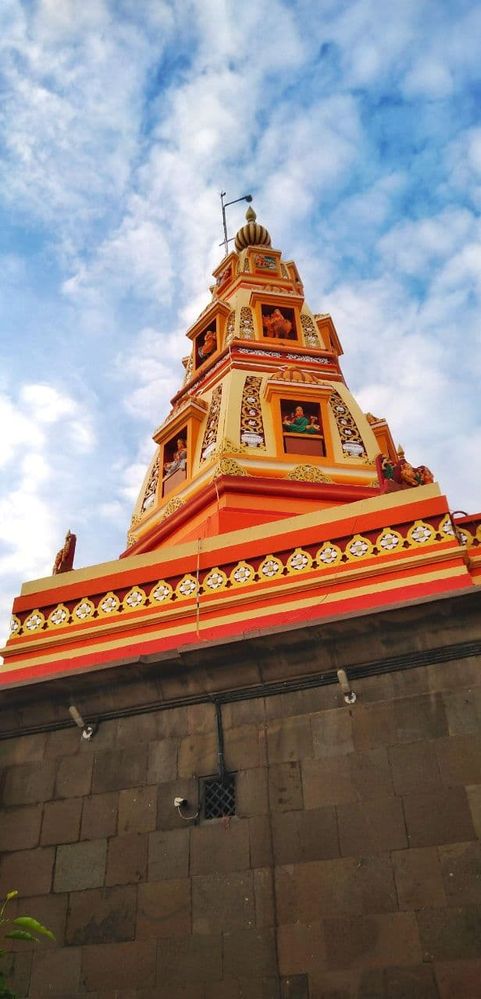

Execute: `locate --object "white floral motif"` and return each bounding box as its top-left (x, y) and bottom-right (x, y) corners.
top-left (318, 545), bottom-right (340, 565)
top-left (125, 588), bottom-right (145, 609)
top-left (231, 563), bottom-right (253, 584)
top-left (9, 617), bottom-right (20, 634)
top-left (49, 606), bottom-right (69, 626)
top-left (74, 600), bottom-right (94, 621)
top-left (440, 517), bottom-right (455, 536)
top-left (100, 594), bottom-right (119, 614)
top-left (204, 571), bottom-right (225, 591)
top-left (378, 532), bottom-right (401, 551)
top-left (177, 577), bottom-right (197, 597)
top-left (347, 538), bottom-right (370, 558)
top-left (410, 523), bottom-right (434, 544)
top-left (260, 557), bottom-right (283, 578)
top-left (24, 612), bottom-right (44, 632)
top-left (152, 582), bottom-right (172, 602)
top-left (288, 551), bottom-right (310, 571)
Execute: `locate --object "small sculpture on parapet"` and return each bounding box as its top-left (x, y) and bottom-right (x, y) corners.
top-left (52, 530), bottom-right (77, 575)
top-left (377, 447), bottom-right (434, 492)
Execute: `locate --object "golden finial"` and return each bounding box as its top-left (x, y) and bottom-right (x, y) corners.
top-left (397, 444), bottom-right (405, 458)
top-left (245, 205), bottom-right (256, 223)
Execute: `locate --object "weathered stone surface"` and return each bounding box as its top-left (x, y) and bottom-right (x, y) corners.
top-left (54, 839), bottom-right (106, 892)
top-left (157, 778), bottom-right (198, 830)
top-left (311, 708), bottom-right (354, 758)
top-left (0, 733), bottom-right (46, 766)
top-left (1, 760), bottom-right (55, 805)
top-left (236, 767), bottom-right (269, 817)
top-left (434, 958), bottom-right (481, 998)
top-left (389, 741), bottom-right (442, 796)
top-left (41, 797), bottom-right (82, 845)
top-left (66, 885), bottom-right (137, 945)
top-left (337, 797), bottom-right (407, 856)
top-left (280, 973), bottom-right (310, 998)
top-left (190, 818), bottom-right (250, 874)
top-left (192, 871), bottom-right (255, 933)
top-left (435, 734), bottom-right (481, 787)
top-left (148, 828), bottom-right (190, 881)
top-left (30, 947), bottom-right (81, 995)
top-left (8, 892), bottom-right (68, 949)
top-left (418, 905), bottom-right (481, 960)
top-left (147, 739), bottom-right (178, 783)
top-left (81, 941), bottom-right (156, 991)
top-left (352, 693), bottom-right (448, 751)
top-left (1, 845), bottom-right (54, 897)
top-left (55, 754), bottom-right (93, 798)
top-left (277, 921), bottom-right (326, 975)
top-left (276, 854), bottom-right (397, 923)
top-left (467, 783), bottom-right (481, 838)
top-left (81, 792), bottom-right (118, 840)
top-left (403, 787), bottom-right (476, 847)
top-left (223, 929), bottom-right (278, 978)
top-left (178, 732), bottom-right (217, 778)
top-left (0, 803), bottom-right (42, 851)
top-left (116, 712), bottom-right (158, 746)
top-left (254, 867), bottom-right (275, 929)
top-left (106, 832), bottom-right (148, 885)
top-left (443, 686), bottom-right (481, 736)
top-left (393, 847), bottom-right (446, 910)
top-left (266, 716), bottom-right (313, 764)
top-left (268, 762), bottom-right (303, 812)
top-left (119, 785), bottom-right (157, 834)
top-left (324, 912), bottom-right (422, 969)
top-left (225, 725), bottom-right (265, 770)
top-left (271, 807), bottom-right (339, 865)
top-left (92, 746), bottom-right (148, 793)
top-left (155, 933), bottom-right (222, 984)
top-left (249, 815), bottom-right (274, 868)
top-left (438, 841), bottom-right (481, 905)
top-left (137, 880), bottom-right (191, 938)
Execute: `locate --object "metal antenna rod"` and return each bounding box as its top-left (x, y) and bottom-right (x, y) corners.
top-left (219, 191), bottom-right (253, 256)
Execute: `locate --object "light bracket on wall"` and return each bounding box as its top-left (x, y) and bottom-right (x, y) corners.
top-left (68, 704), bottom-right (97, 741)
top-left (336, 669), bottom-right (357, 705)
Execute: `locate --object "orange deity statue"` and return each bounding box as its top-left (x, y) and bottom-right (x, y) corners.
top-left (52, 530), bottom-right (77, 575)
top-left (263, 308), bottom-right (292, 339)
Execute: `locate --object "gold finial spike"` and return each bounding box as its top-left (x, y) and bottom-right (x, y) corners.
top-left (397, 444), bottom-right (405, 458)
top-left (245, 205), bottom-right (256, 223)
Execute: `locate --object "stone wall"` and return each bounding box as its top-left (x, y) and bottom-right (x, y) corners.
top-left (1, 593), bottom-right (481, 997)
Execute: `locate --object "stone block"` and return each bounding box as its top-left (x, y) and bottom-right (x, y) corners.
top-left (418, 905), bottom-right (481, 960)
top-left (137, 880), bottom-right (191, 938)
top-left (382, 964), bottom-right (439, 998)
top-left (392, 847), bottom-right (446, 910)
top-left (439, 841), bottom-right (481, 905)
top-left (119, 786), bottom-right (157, 834)
top-left (157, 705), bottom-right (191, 738)
top-left (280, 974), bottom-right (310, 999)
top-left (276, 854), bottom-right (397, 924)
top-left (271, 807), bottom-right (339, 865)
top-left (349, 747), bottom-right (394, 800)
top-left (7, 892), bottom-right (68, 950)
top-left (236, 767), bottom-right (269, 817)
top-left (277, 921), bottom-right (326, 975)
top-left (192, 870), bottom-right (254, 933)
top-left (30, 947), bottom-right (81, 995)
top-left (116, 712), bottom-right (158, 746)
top-left (389, 741), bottom-right (442, 796)
top-left (66, 885), bottom-right (137, 945)
top-left (301, 757), bottom-right (353, 808)
top-left (352, 693), bottom-right (448, 751)
top-left (208, 979), bottom-right (280, 999)
top-left (81, 941), bottom-right (156, 991)
top-left (148, 828), bottom-right (190, 881)
top-left (222, 697), bottom-right (266, 729)
top-left (324, 912), bottom-right (422, 969)
top-left (147, 739), bottom-right (178, 783)
top-left (178, 732), bottom-right (217, 778)
top-left (155, 934), bottom-right (222, 984)
top-left (55, 753), bottom-right (93, 798)
top-left (225, 725), bottom-right (265, 770)
top-left (435, 958), bottom-right (481, 998)
top-left (190, 818), bottom-right (250, 874)
top-left (44, 727), bottom-right (82, 758)
top-left (1, 846), bottom-right (54, 897)
top-left (0, 804), bottom-right (42, 851)
top-left (0, 733), bottom-right (46, 765)
top-left (403, 787), bottom-right (475, 847)
top-left (311, 708), bottom-right (354, 758)
top-left (106, 832), bottom-right (148, 885)
top-left (443, 686), bottom-right (481, 736)
top-left (81, 792), bottom-right (118, 840)
top-left (338, 797), bottom-right (407, 856)
top-left (157, 778), bottom-right (198, 830)
top-left (268, 762), bottom-right (303, 812)
top-left (265, 687), bottom-right (338, 721)
top-left (435, 734), bottom-right (481, 786)
top-left (92, 746), bottom-right (148, 793)
top-left (223, 929), bottom-right (277, 979)
top-left (54, 839), bottom-right (106, 892)
top-left (467, 783), bottom-right (481, 837)
top-left (249, 815), bottom-right (274, 868)
top-left (1, 760), bottom-right (56, 806)
top-left (41, 797), bottom-right (82, 845)
top-left (266, 716), bottom-right (313, 764)
top-left (255, 867), bottom-right (275, 929)
top-left (186, 702), bottom-right (217, 734)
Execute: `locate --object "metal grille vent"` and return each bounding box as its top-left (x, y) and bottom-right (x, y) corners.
top-left (203, 774), bottom-right (236, 819)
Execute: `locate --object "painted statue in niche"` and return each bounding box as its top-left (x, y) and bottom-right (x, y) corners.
top-left (378, 449), bottom-right (434, 491)
top-left (196, 326), bottom-right (217, 365)
top-left (282, 405), bottom-right (321, 434)
top-left (164, 437), bottom-right (187, 478)
top-left (262, 305), bottom-right (296, 340)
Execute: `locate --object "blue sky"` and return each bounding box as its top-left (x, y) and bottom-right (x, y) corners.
top-left (1, 0), bottom-right (481, 636)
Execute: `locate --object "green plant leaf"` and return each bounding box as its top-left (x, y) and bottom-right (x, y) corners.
top-left (5, 893), bottom-right (17, 902)
top-left (4, 930), bottom-right (36, 943)
top-left (12, 918), bottom-right (55, 941)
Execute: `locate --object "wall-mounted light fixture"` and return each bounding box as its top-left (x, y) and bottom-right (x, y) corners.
top-left (68, 704), bottom-right (97, 740)
top-left (336, 669), bottom-right (357, 705)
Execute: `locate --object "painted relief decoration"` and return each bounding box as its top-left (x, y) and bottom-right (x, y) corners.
top-left (281, 400), bottom-right (325, 457)
top-left (141, 456), bottom-right (160, 512)
top-left (300, 314), bottom-right (321, 348)
top-left (225, 310), bottom-right (236, 345)
top-left (239, 306), bottom-right (255, 339)
top-left (378, 448), bottom-right (434, 491)
top-left (329, 391), bottom-right (367, 458)
top-left (262, 304), bottom-right (296, 340)
top-left (181, 353), bottom-right (194, 386)
top-left (195, 324), bottom-right (217, 367)
top-left (240, 376), bottom-right (266, 448)
top-left (162, 435), bottom-right (187, 497)
top-left (200, 385), bottom-right (222, 461)
top-left (254, 253), bottom-right (277, 271)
